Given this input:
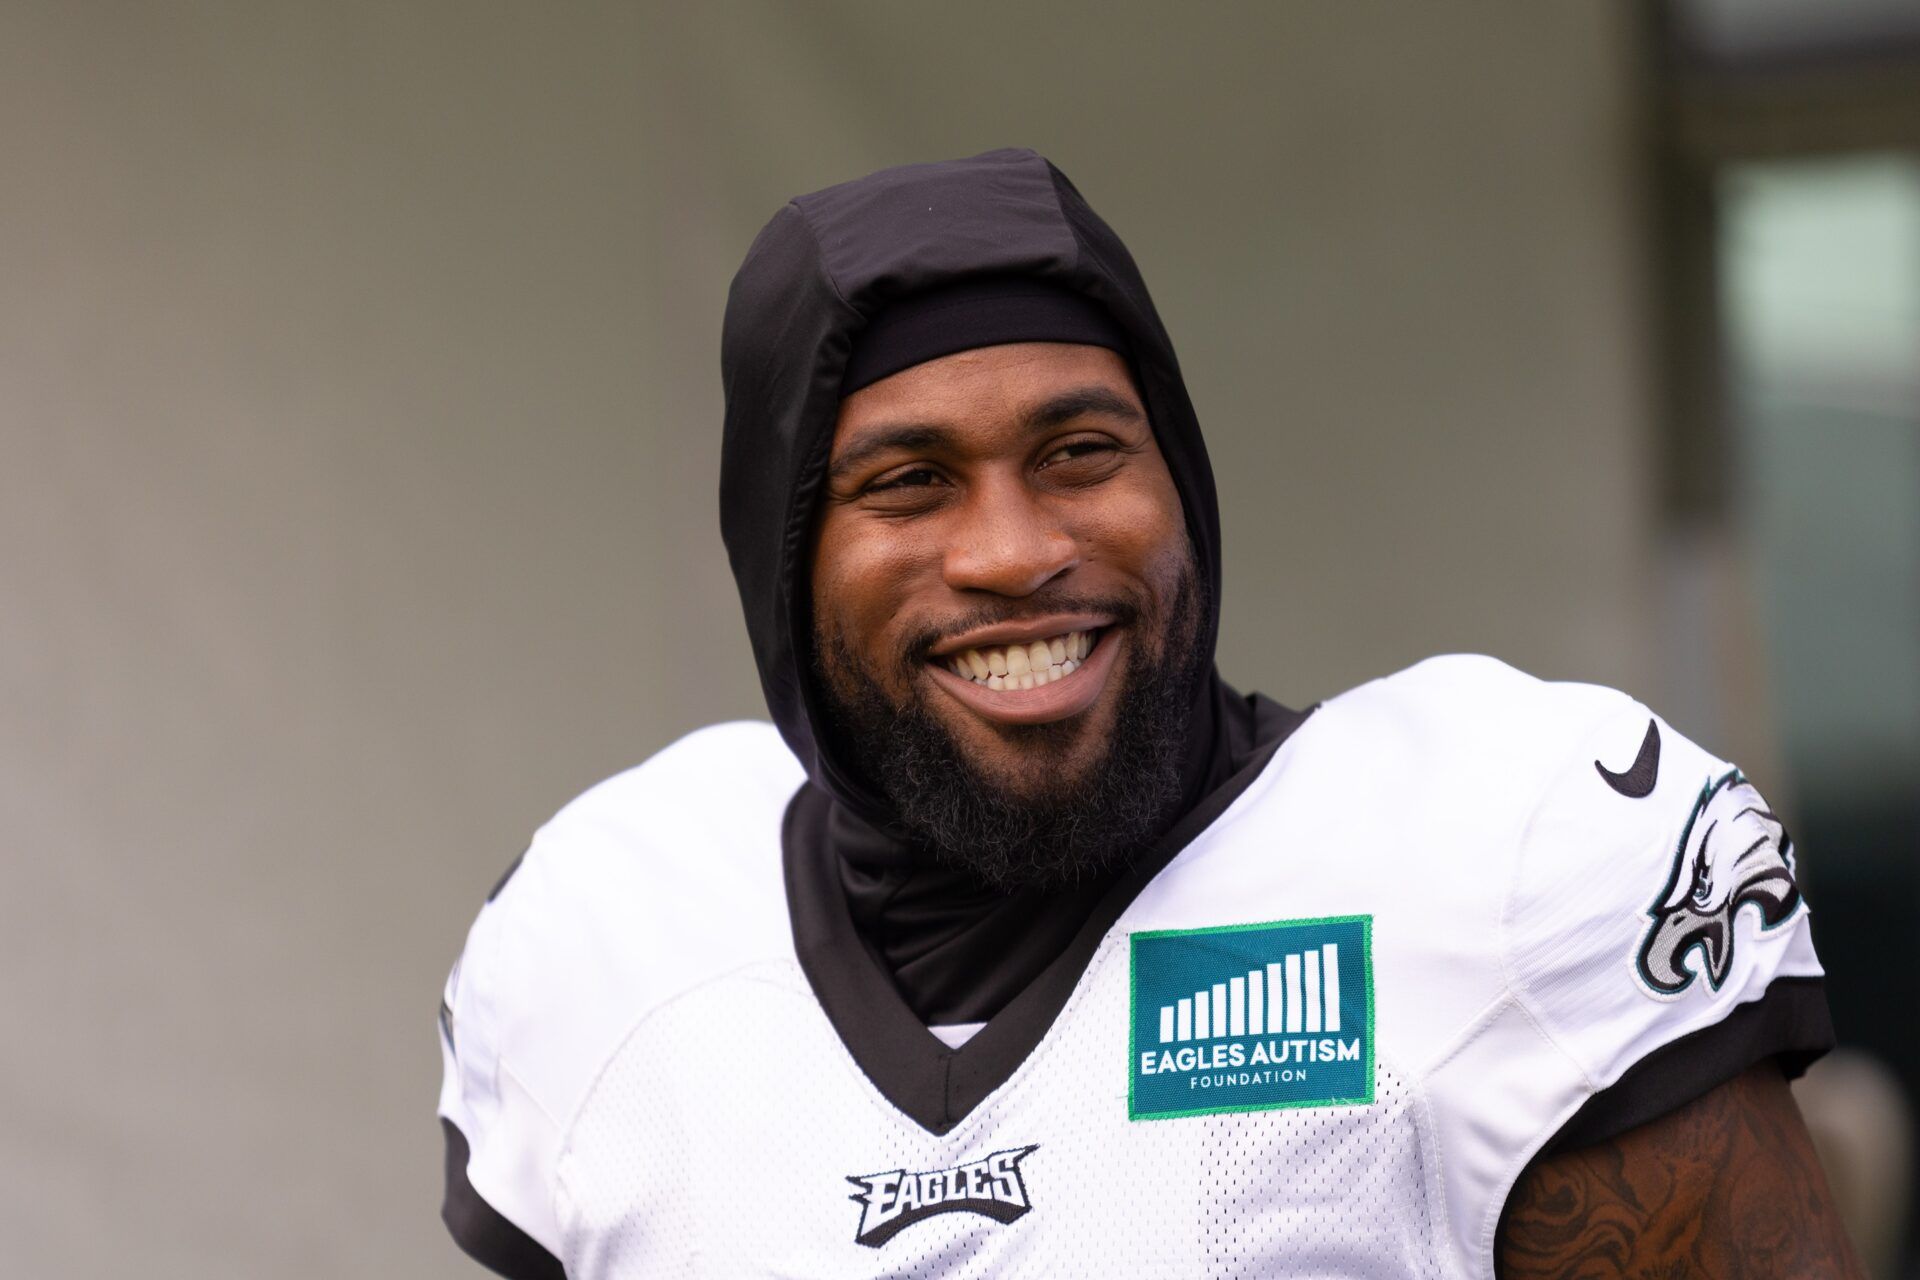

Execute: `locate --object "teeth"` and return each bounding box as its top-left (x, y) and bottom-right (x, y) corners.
top-left (936, 629), bottom-right (1099, 691)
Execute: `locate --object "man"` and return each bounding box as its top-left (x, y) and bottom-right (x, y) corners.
top-left (438, 150), bottom-right (1858, 1277)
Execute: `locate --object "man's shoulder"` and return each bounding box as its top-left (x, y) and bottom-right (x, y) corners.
top-left (436, 722), bottom-right (809, 1248)
top-left (501, 717), bottom-right (806, 955)
top-left (1299, 653), bottom-right (1643, 799)
top-left (545, 719), bottom-right (804, 841)
top-left (1203, 653), bottom-right (1691, 958)
top-left (1159, 655), bottom-right (1648, 922)
top-left (464, 720), bottom-right (804, 1021)
top-left (443, 722), bottom-right (806, 1124)
top-left (1327, 652), bottom-right (1637, 735)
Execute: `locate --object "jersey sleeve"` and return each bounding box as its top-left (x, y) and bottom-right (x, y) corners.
top-left (438, 853), bottom-right (568, 1280)
top-left (432, 721), bottom-right (806, 1279)
top-left (1505, 701), bottom-right (1831, 1150)
top-left (1418, 695), bottom-right (1832, 1276)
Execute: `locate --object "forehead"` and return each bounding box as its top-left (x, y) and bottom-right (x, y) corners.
top-left (830, 342), bottom-right (1142, 451)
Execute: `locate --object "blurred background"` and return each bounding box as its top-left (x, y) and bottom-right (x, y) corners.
top-left (3, 2), bottom-right (1915, 1276)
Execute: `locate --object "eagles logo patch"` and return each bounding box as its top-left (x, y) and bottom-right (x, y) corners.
top-left (846, 1147), bottom-right (1037, 1247)
top-left (1636, 769), bottom-right (1802, 996)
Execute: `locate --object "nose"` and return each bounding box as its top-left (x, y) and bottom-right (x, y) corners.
top-left (941, 482), bottom-right (1079, 597)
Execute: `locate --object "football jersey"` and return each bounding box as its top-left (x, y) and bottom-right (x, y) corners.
top-left (437, 655), bottom-right (1828, 1278)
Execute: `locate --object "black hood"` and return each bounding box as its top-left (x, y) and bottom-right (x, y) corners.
top-left (719, 148), bottom-right (1223, 822)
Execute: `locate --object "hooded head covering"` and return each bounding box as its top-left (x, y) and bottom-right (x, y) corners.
top-left (719, 148), bottom-right (1225, 823)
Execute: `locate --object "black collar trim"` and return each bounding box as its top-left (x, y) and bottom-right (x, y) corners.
top-left (782, 703), bottom-right (1312, 1135)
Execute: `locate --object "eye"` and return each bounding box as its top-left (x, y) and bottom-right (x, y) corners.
top-left (867, 466), bottom-right (946, 492)
top-left (855, 465), bottom-right (955, 512)
top-left (1038, 437), bottom-right (1119, 471)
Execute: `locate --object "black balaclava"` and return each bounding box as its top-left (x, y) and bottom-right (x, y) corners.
top-left (719, 149), bottom-right (1296, 1025)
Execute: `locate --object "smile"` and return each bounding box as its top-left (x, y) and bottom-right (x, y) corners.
top-left (924, 619), bottom-right (1121, 726)
top-left (939, 629), bottom-right (1097, 691)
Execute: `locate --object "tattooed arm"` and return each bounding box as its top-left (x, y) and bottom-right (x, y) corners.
top-left (1497, 1061), bottom-right (1864, 1279)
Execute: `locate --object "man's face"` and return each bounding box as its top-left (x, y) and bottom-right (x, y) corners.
top-left (811, 341), bottom-right (1204, 882)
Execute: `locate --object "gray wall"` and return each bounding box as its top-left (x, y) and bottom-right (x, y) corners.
top-left (0, 5), bottom-right (1651, 1276)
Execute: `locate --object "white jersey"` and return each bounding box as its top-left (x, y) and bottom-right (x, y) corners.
top-left (438, 655), bottom-right (1825, 1278)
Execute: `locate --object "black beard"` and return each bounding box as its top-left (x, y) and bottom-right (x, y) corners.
top-left (813, 569), bottom-right (1207, 889)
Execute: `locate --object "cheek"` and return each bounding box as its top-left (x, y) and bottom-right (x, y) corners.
top-left (1077, 473), bottom-right (1189, 589)
top-left (812, 518), bottom-right (935, 667)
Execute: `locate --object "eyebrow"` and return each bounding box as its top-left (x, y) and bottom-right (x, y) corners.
top-left (1025, 385), bottom-right (1144, 431)
top-left (827, 384), bottom-right (1146, 482)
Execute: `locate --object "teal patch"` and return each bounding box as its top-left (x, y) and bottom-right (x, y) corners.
top-left (1129, 915), bottom-right (1374, 1120)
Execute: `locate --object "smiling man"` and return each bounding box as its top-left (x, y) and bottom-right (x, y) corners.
top-left (436, 150), bottom-right (1860, 1278)
top-left (813, 335), bottom-right (1206, 889)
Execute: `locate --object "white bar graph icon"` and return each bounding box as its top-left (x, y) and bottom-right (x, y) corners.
top-left (1284, 954), bottom-right (1302, 1033)
top-left (1157, 943), bottom-right (1343, 1044)
top-left (1304, 949), bottom-right (1321, 1033)
top-left (1323, 945), bottom-right (1341, 1033)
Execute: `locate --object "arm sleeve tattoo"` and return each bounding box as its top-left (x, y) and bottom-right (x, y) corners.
top-left (1497, 1062), bottom-right (1865, 1279)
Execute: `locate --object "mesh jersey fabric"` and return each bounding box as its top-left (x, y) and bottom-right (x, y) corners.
top-left (438, 655), bottom-right (1828, 1278)
top-left (553, 946), bottom-right (1449, 1279)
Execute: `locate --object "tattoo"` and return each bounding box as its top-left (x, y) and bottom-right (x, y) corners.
top-left (1497, 1063), bottom-right (1863, 1279)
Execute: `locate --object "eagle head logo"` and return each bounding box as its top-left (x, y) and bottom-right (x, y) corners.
top-left (1635, 770), bottom-right (1802, 996)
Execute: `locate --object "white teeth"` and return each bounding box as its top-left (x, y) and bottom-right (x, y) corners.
top-left (938, 628), bottom-right (1099, 691)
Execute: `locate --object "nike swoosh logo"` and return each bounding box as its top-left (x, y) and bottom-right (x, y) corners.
top-left (1595, 718), bottom-right (1660, 798)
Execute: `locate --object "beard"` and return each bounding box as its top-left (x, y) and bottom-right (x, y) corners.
top-left (812, 562), bottom-right (1209, 889)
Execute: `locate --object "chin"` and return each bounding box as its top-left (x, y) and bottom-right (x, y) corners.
top-left (812, 563), bottom-right (1204, 887)
top-left (934, 685), bottom-right (1120, 784)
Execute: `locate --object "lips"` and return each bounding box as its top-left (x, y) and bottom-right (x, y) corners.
top-left (940, 629), bottom-right (1096, 691)
top-left (924, 625), bottom-right (1121, 726)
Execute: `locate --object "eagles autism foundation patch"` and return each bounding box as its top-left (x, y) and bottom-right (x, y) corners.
top-left (1129, 915), bottom-right (1374, 1120)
